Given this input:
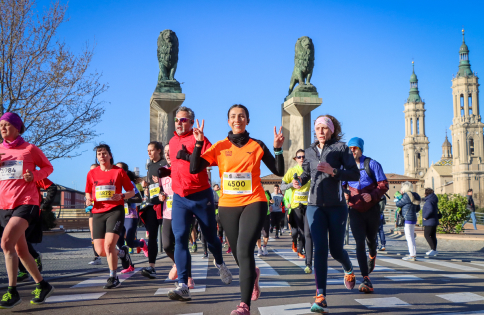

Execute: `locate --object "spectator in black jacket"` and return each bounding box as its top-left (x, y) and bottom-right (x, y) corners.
top-left (422, 188), bottom-right (439, 256)
top-left (461, 189), bottom-right (477, 230)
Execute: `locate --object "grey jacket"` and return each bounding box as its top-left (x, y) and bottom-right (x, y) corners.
top-left (300, 140), bottom-right (360, 207)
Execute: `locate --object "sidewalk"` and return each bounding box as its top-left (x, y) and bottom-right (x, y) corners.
top-left (414, 223), bottom-right (484, 241)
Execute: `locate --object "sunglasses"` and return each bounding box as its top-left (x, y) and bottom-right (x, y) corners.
top-left (295, 156), bottom-right (305, 159)
top-left (174, 117), bottom-right (191, 123)
top-left (349, 146), bottom-right (360, 151)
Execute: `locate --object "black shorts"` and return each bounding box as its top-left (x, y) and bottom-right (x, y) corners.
top-left (0, 205), bottom-right (40, 228)
top-left (92, 205), bottom-right (125, 240)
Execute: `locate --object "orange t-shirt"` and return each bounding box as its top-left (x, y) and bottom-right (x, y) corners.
top-left (201, 138), bottom-right (267, 207)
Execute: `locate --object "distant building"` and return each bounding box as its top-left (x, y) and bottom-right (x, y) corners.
top-left (41, 184), bottom-right (85, 210)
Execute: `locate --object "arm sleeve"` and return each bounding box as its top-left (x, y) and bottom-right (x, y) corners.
top-left (334, 146), bottom-right (360, 182)
top-left (280, 169), bottom-right (294, 190)
top-left (300, 157), bottom-right (311, 186)
top-left (190, 141), bottom-right (212, 174)
top-left (255, 140), bottom-right (284, 177)
top-left (41, 183), bottom-right (57, 210)
top-left (367, 161), bottom-right (390, 202)
top-left (85, 172), bottom-right (93, 194)
top-left (31, 145), bottom-right (54, 182)
top-left (127, 182), bottom-right (142, 203)
top-left (396, 194), bottom-right (408, 208)
top-left (121, 171), bottom-right (135, 192)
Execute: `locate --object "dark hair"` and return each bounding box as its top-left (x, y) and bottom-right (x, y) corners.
top-left (116, 162), bottom-right (139, 183)
top-left (468, 188), bottom-right (473, 193)
top-left (425, 188), bottom-right (434, 196)
top-left (314, 114), bottom-right (344, 142)
top-left (148, 141), bottom-right (164, 159)
top-left (213, 183), bottom-right (220, 188)
top-left (227, 104), bottom-right (250, 124)
top-left (94, 143), bottom-right (114, 165)
top-left (274, 184), bottom-right (279, 188)
top-left (294, 149), bottom-right (305, 158)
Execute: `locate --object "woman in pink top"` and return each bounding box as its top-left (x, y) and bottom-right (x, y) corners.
top-left (0, 113), bottom-right (54, 308)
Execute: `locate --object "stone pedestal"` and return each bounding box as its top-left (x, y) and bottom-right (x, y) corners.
top-left (150, 92), bottom-right (186, 146)
top-left (282, 92), bottom-right (322, 171)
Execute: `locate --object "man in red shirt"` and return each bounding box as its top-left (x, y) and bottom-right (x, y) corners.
top-left (166, 106), bottom-right (232, 301)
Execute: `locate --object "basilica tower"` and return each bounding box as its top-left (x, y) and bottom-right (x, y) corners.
top-left (450, 29), bottom-right (484, 198)
top-left (403, 61), bottom-right (430, 178)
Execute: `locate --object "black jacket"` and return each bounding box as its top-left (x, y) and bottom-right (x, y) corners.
top-left (422, 193), bottom-right (439, 226)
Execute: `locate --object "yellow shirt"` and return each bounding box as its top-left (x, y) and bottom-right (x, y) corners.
top-left (282, 165), bottom-right (311, 209)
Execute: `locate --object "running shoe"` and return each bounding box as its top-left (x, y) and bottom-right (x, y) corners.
top-left (121, 265), bottom-right (135, 274)
top-left (230, 302), bottom-right (250, 315)
top-left (379, 246), bottom-right (386, 251)
top-left (202, 252), bottom-right (208, 259)
top-left (226, 247), bottom-right (232, 254)
top-left (191, 243), bottom-right (198, 253)
top-left (251, 267), bottom-right (261, 301)
top-left (0, 290), bottom-right (21, 309)
top-left (310, 294), bottom-right (328, 313)
top-left (262, 246), bottom-right (268, 256)
top-left (30, 282), bottom-right (54, 304)
top-left (257, 247), bottom-right (262, 257)
top-left (214, 260), bottom-right (233, 284)
top-left (292, 243), bottom-right (297, 253)
top-left (140, 239), bottom-right (149, 258)
top-left (103, 277), bottom-right (121, 289)
top-left (188, 277), bottom-right (195, 289)
top-left (167, 283), bottom-right (191, 301)
top-left (402, 256), bottom-right (416, 261)
top-left (275, 235), bottom-right (280, 239)
top-left (119, 245), bottom-right (132, 269)
top-left (304, 266), bottom-right (312, 274)
top-left (298, 253), bottom-right (306, 259)
top-left (344, 270), bottom-right (356, 290)
top-left (168, 264), bottom-right (178, 280)
top-left (358, 276), bottom-right (374, 293)
top-left (141, 266), bottom-right (157, 279)
top-left (17, 271), bottom-right (29, 282)
top-left (35, 254), bottom-right (43, 272)
top-left (88, 256), bottom-right (102, 265)
top-left (368, 254), bottom-right (376, 274)
top-left (426, 250), bottom-right (438, 256)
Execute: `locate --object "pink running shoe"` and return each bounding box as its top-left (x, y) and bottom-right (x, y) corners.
top-left (188, 277), bottom-right (195, 289)
top-left (251, 266), bottom-right (261, 301)
top-left (230, 302), bottom-right (250, 315)
top-left (140, 239), bottom-right (149, 258)
top-left (226, 247), bottom-right (232, 254)
top-left (121, 265), bottom-right (135, 273)
top-left (169, 264), bottom-right (178, 280)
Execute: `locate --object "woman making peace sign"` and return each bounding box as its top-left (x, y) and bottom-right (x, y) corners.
top-left (190, 104), bottom-right (284, 315)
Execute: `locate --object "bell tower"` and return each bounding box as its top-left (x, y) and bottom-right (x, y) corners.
top-left (450, 29), bottom-right (484, 198)
top-left (403, 61), bottom-right (430, 178)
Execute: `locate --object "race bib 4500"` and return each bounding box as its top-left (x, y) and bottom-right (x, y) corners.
top-left (223, 172), bottom-right (252, 195)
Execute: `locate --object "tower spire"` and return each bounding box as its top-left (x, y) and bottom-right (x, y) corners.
top-left (408, 61), bottom-right (421, 103)
top-left (457, 28), bottom-right (473, 77)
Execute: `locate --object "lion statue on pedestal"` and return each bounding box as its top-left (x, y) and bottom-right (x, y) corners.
top-left (157, 29), bottom-right (179, 82)
top-left (288, 36), bottom-right (315, 95)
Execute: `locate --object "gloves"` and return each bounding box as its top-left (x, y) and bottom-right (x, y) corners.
top-left (158, 167), bottom-right (172, 178)
top-left (85, 205), bottom-right (93, 213)
top-left (176, 144), bottom-right (191, 161)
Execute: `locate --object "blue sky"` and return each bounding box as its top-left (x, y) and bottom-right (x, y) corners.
top-left (38, 0), bottom-right (484, 191)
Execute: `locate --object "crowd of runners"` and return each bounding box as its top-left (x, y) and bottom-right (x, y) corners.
top-left (3, 105), bottom-right (447, 314)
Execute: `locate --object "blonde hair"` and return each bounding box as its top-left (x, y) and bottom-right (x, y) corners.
top-left (401, 181), bottom-right (413, 193)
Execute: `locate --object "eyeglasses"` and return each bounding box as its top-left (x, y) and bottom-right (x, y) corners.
top-left (349, 146), bottom-right (360, 151)
top-left (174, 117), bottom-right (191, 123)
top-left (295, 156), bottom-right (305, 159)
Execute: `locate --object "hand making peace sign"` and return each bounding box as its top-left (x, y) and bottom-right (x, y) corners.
top-left (193, 119), bottom-right (205, 142)
top-left (274, 126), bottom-right (284, 149)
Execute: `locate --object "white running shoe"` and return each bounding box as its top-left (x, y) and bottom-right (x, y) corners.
top-left (167, 283), bottom-right (191, 301)
top-left (262, 246), bottom-right (268, 256)
top-left (427, 250), bottom-right (438, 256)
top-left (88, 257), bottom-right (101, 265)
top-left (214, 259), bottom-right (233, 285)
top-left (257, 248), bottom-right (262, 257)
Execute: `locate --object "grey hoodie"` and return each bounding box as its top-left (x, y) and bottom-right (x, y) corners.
top-left (300, 140), bottom-right (360, 207)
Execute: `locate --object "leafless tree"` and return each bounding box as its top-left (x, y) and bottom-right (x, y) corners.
top-left (0, 0), bottom-right (108, 159)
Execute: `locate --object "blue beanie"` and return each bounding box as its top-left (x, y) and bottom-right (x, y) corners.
top-left (348, 137), bottom-right (364, 153)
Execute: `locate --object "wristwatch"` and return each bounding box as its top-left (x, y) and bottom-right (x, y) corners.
top-left (121, 193), bottom-right (126, 199)
top-left (332, 168), bottom-right (339, 176)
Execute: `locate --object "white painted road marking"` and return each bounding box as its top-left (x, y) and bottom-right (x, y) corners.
top-left (259, 281), bottom-right (290, 288)
top-left (71, 268), bottom-right (141, 288)
top-left (440, 274), bottom-right (477, 279)
top-left (273, 248), bottom-right (339, 273)
top-left (424, 260), bottom-right (481, 271)
top-left (384, 275), bottom-right (423, 281)
top-left (258, 303), bottom-right (312, 315)
top-left (46, 292), bottom-right (106, 303)
top-left (165, 254), bottom-right (209, 282)
top-left (255, 255), bottom-right (279, 276)
top-left (355, 297), bottom-right (411, 308)
top-left (155, 285), bottom-right (207, 295)
top-left (349, 257), bottom-right (396, 272)
top-left (437, 292), bottom-right (484, 303)
top-left (378, 258), bottom-right (441, 271)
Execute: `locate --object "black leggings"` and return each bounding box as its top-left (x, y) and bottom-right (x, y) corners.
top-left (162, 218), bottom-right (176, 262)
top-left (219, 202), bottom-right (267, 309)
top-left (216, 214), bottom-right (224, 239)
top-left (349, 204), bottom-right (380, 277)
top-left (424, 225), bottom-right (437, 251)
top-left (140, 206), bottom-right (160, 264)
top-left (294, 204), bottom-right (313, 267)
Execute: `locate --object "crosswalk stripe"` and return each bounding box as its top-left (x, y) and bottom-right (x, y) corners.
top-left (273, 248), bottom-right (339, 273)
top-left (384, 275), bottom-right (423, 281)
top-left (258, 302), bottom-right (312, 315)
top-left (424, 260), bottom-right (481, 271)
top-left (177, 313), bottom-right (203, 315)
top-left (433, 311), bottom-right (484, 315)
top-left (378, 258), bottom-right (441, 271)
top-left (165, 255), bottom-right (209, 282)
top-left (469, 262), bottom-right (484, 269)
top-left (46, 292), bottom-right (106, 303)
top-left (255, 255), bottom-right (279, 276)
top-left (71, 268), bottom-right (141, 288)
top-left (155, 285), bottom-right (207, 295)
top-left (259, 281), bottom-right (290, 288)
top-left (440, 274), bottom-right (477, 279)
top-left (355, 297), bottom-right (411, 308)
top-left (436, 292), bottom-right (484, 303)
top-left (349, 258), bottom-right (396, 272)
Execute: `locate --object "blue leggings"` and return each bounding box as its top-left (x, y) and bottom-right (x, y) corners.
top-left (306, 205), bottom-right (353, 296)
top-left (117, 218), bottom-right (143, 249)
top-left (172, 188), bottom-right (224, 285)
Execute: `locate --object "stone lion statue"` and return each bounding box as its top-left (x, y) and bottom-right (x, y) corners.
top-left (288, 36), bottom-right (315, 95)
top-left (157, 29), bottom-right (179, 82)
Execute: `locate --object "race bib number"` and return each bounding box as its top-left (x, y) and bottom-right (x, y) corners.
top-left (149, 183), bottom-right (160, 198)
top-left (124, 203), bottom-right (129, 215)
top-left (0, 160), bottom-right (23, 180)
top-left (95, 185), bottom-right (115, 201)
top-left (223, 172), bottom-right (252, 195)
top-left (294, 191), bottom-right (309, 203)
top-left (166, 195), bottom-right (173, 211)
